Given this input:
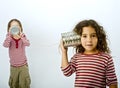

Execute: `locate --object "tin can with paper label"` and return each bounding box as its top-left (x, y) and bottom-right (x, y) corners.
top-left (61, 31), bottom-right (81, 47)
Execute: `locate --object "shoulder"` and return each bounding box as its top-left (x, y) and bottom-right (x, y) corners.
top-left (73, 53), bottom-right (81, 57)
top-left (99, 52), bottom-right (113, 62)
top-left (71, 53), bottom-right (82, 60)
top-left (99, 52), bottom-right (112, 58)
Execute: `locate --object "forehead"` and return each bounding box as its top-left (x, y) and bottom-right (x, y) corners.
top-left (10, 21), bottom-right (20, 26)
top-left (82, 26), bottom-right (96, 34)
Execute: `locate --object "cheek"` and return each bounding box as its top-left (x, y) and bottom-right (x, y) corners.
top-left (80, 38), bottom-right (86, 45)
top-left (94, 39), bottom-right (98, 45)
top-left (81, 37), bottom-right (86, 42)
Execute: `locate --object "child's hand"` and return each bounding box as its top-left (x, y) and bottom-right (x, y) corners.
top-left (12, 34), bottom-right (21, 39)
top-left (60, 39), bottom-right (68, 53)
top-left (6, 32), bottom-right (12, 41)
top-left (12, 32), bottom-right (24, 39)
top-left (20, 33), bottom-right (26, 38)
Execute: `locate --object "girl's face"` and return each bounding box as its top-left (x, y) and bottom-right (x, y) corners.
top-left (9, 21), bottom-right (22, 34)
top-left (81, 26), bottom-right (98, 54)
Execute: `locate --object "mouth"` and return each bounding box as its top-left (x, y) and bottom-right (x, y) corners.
top-left (86, 44), bottom-right (93, 46)
top-left (85, 44), bottom-right (94, 48)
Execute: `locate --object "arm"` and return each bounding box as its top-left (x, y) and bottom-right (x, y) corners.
top-left (3, 33), bottom-right (12, 48)
top-left (60, 39), bottom-right (69, 68)
top-left (106, 57), bottom-right (118, 88)
top-left (21, 33), bottom-right (30, 46)
top-left (60, 39), bottom-right (76, 76)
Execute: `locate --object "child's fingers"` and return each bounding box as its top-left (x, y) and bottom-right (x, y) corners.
top-left (60, 39), bottom-right (68, 52)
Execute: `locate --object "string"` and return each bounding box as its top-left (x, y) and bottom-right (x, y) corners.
top-left (36, 42), bottom-right (59, 47)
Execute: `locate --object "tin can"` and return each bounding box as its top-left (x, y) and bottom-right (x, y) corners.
top-left (61, 31), bottom-right (81, 47)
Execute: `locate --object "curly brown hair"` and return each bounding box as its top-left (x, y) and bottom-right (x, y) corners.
top-left (7, 19), bottom-right (23, 32)
top-left (73, 19), bottom-right (110, 53)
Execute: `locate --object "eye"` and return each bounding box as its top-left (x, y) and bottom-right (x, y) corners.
top-left (91, 34), bottom-right (97, 37)
top-left (82, 35), bottom-right (87, 38)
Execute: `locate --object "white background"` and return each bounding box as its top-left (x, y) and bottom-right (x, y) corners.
top-left (0, 0), bottom-right (120, 88)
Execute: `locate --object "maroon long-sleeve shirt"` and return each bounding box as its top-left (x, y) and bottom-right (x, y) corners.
top-left (3, 33), bottom-right (30, 67)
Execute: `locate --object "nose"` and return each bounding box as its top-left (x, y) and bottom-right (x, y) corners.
top-left (87, 36), bottom-right (92, 42)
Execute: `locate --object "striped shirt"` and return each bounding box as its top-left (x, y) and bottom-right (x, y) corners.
top-left (3, 33), bottom-right (30, 67)
top-left (61, 52), bottom-right (117, 88)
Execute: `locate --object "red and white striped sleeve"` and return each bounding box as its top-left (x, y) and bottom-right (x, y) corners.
top-left (106, 57), bottom-right (118, 86)
top-left (3, 33), bottom-right (12, 48)
top-left (21, 33), bottom-right (30, 46)
top-left (61, 54), bottom-right (77, 77)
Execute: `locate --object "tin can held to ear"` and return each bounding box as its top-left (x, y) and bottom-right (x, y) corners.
top-left (61, 31), bottom-right (81, 47)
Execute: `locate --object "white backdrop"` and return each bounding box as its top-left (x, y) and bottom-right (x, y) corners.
top-left (0, 0), bottom-right (120, 88)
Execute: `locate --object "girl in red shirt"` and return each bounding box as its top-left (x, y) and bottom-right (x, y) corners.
top-left (3, 19), bottom-right (31, 88)
top-left (60, 19), bottom-right (118, 88)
